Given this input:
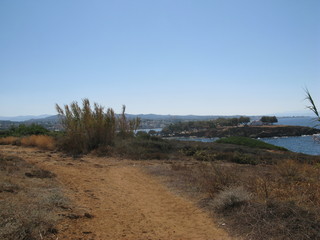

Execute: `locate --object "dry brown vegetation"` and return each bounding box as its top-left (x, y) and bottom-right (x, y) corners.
top-left (146, 157), bottom-right (320, 240)
top-left (20, 135), bottom-right (56, 150)
top-left (0, 154), bottom-right (68, 240)
top-left (56, 99), bottom-right (140, 154)
top-left (0, 135), bottom-right (320, 239)
top-left (0, 135), bottom-right (56, 150)
top-left (0, 145), bottom-right (232, 240)
top-left (0, 136), bottom-right (20, 145)
top-left (1, 96), bottom-right (320, 239)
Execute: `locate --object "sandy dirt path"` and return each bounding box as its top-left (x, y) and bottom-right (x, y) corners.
top-left (1, 145), bottom-right (232, 240)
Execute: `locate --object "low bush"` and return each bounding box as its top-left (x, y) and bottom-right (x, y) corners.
top-left (180, 143), bottom-right (267, 164)
top-left (114, 134), bottom-right (173, 160)
top-left (2, 124), bottom-right (50, 137)
top-left (192, 150), bottom-right (216, 161)
top-left (224, 201), bottom-right (320, 240)
top-left (216, 136), bottom-right (288, 151)
top-left (213, 186), bottom-right (251, 211)
top-left (231, 152), bottom-right (258, 165)
top-left (25, 169), bottom-right (56, 178)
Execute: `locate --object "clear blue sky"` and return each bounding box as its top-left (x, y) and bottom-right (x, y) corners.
top-left (1, 0), bottom-right (319, 116)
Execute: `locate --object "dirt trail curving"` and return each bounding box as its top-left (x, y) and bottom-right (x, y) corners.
top-left (1, 145), bottom-right (232, 240)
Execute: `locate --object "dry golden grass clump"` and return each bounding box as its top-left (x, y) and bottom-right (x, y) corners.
top-left (20, 135), bottom-right (56, 150)
top-left (0, 136), bottom-right (20, 145)
top-left (0, 135), bottom-right (56, 150)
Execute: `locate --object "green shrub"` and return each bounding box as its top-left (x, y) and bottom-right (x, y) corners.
top-left (2, 124), bottom-right (49, 137)
top-left (216, 136), bottom-right (288, 151)
top-left (231, 152), bottom-right (258, 165)
top-left (115, 134), bottom-right (173, 160)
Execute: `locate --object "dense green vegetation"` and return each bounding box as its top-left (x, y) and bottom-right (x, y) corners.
top-left (162, 116), bottom-right (250, 134)
top-left (260, 116), bottom-right (278, 124)
top-left (216, 136), bottom-right (288, 151)
top-left (113, 131), bottom-right (173, 160)
top-left (0, 124), bottom-right (49, 137)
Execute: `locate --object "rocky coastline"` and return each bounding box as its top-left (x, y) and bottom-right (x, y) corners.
top-left (162, 125), bottom-right (320, 139)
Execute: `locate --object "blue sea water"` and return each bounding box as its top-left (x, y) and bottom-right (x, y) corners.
top-left (276, 116), bottom-right (319, 129)
top-left (265, 117), bottom-right (320, 155)
top-left (261, 135), bottom-right (320, 156)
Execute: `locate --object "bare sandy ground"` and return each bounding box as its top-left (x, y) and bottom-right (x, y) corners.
top-left (1, 145), bottom-right (232, 240)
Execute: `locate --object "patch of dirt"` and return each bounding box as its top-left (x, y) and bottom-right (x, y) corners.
top-left (0, 145), bottom-right (232, 240)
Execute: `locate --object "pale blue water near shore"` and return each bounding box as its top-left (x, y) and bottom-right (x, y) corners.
top-left (170, 135), bottom-right (320, 155)
top-left (261, 117), bottom-right (320, 155)
top-left (275, 116), bottom-right (319, 129)
top-left (261, 135), bottom-right (320, 156)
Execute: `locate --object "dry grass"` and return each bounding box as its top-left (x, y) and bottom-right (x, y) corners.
top-left (0, 135), bottom-right (56, 150)
top-left (146, 158), bottom-right (320, 240)
top-left (253, 160), bottom-right (320, 207)
top-left (20, 135), bottom-right (56, 150)
top-left (212, 186), bottom-right (251, 211)
top-left (0, 154), bottom-right (68, 240)
top-left (0, 136), bottom-right (20, 145)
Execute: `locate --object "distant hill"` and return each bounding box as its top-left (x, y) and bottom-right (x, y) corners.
top-left (25, 115), bottom-right (60, 123)
top-left (0, 115), bottom-right (62, 131)
top-left (0, 115), bottom-right (52, 122)
top-left (126, 114), bottom-right (255, 121)
top-left (0, 113), bottom-right (316, 131)
top-left (0, 114), bottom-right (255, 130)
top-left (0, 112), bottom-right (313, 122)
top-left (0, 114), bottom-right (255, 122)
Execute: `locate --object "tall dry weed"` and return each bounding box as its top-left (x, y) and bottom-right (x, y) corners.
top-left (118, 105), bottom-right (140, 138)
top-left (56, 99), bottom-right (117, 153)
top-left (56, 99), bottom-right (140, 154)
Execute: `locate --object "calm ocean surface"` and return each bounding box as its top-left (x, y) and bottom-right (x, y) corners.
top-left (275, 116), bottom-right (319, 128)
top-left (262, 117), bottom-right (320, 155)
top-left (260, 135), bottom-right (320, 156)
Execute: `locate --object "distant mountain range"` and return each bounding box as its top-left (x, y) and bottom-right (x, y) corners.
top-left (127, 114), bottom-right (242, 120)
top-left (0, 115), bottom-right (53, 122)
top-left (0, 113), bottom-right (316, 131)
top-left (0, 114), bottom-right (258, 122)
top-left (0, 112), bottom-right (313, 122)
